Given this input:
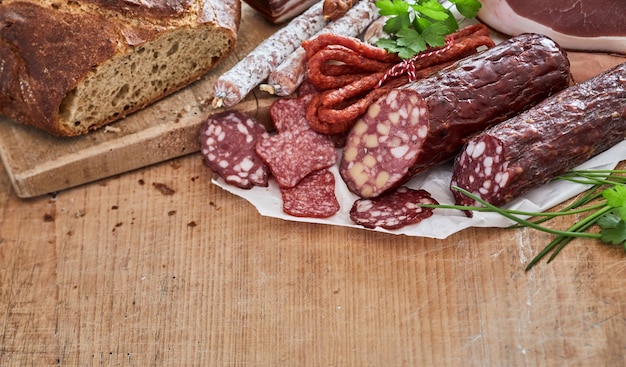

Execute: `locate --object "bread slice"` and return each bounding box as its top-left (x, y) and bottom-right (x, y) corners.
top-left (0, 0), bottom-right (240, 136)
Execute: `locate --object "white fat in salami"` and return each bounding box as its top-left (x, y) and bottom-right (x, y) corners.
top-left (281, 169), bottom-right (340, 218)
top-left (451, 61), bottom-right (626, 211)
top-left (350, 187), bottom-right (438, 229)
top-left (340, 33), bottom-right (571, 198)
top-left (199, 110), bottom-right (270, 189)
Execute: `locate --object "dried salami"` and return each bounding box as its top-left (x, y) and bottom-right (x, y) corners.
top-left (281, 169), bottom-right (340, 218)
top-left (199, 110), bottom-right (270, 189)
top-left (350, 187), bottom-right (438, 229)
top-left (451, 61), bottom-right (626, 211)
top-left (212, 1), bottom-right (327, 108)
top-left (340, 33), bottom-right (571, 198)
top-left (261, 0), bottom-right (381, 96)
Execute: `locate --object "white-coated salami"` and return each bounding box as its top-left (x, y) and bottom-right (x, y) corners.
top-left (199, 110), bottom-right (270, 189)
top-left (261, 0), bottom-right (380, 96)
top-left (212, 1), bottom-right (328, 108)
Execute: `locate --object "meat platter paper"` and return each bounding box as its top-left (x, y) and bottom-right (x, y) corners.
top-left (214, 141), bottom-right (626, 239)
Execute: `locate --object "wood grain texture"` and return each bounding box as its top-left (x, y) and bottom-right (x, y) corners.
top-left (0, 4), bottom-right (279, 199)
top-left (1, 4), bottom-right (626, 365)
top-left (1, 155), bottom-right (625, 366)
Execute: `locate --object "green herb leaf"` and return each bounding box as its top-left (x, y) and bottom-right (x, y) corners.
top-left (602, 185), bottom-right (626, 208)
top-left (599, 219), bottom-right (626, 245)
top-left (422, 169), bottom-right (626, 270)
top-left (375, 0), bottom-right (482, 59)
top-left (449, 0), bottom-right (482, 18)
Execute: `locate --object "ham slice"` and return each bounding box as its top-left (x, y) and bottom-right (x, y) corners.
top-left (477, 0), bottom-right (626, 54)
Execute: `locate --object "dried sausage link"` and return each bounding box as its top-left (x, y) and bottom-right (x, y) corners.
top-left (339, 34), bottom-right (571, 198)
top-left (263, 0), bottom-right (380, 96)
top-left (212, 2), bottom-right (327, 108)
top-left (451, 62), bottom-right (626, 212)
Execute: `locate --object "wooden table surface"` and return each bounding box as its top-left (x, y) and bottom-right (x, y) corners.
top-left (2, 142), bottom-right (626, 366)
top-left (2, 5), bottom-right (626, 367)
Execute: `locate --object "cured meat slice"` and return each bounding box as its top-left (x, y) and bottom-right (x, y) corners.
top-left (451, 61), bottom-right (626, 211)
top-left (257, 93), bottom-right (337, 188)
top-left (477, 0), bottom-right (626, 54)
top-left (350, 187), bottom-right (438, 229)
top-left (256, 129), bottom-right (337, 188)
top-left (323, 0), bottom-right (359, 21)
top-left (212, 1), bottom-right (327, 108)
top-left (340, 33), bottom-right (571, 198)
top-left (269, 93), bottom-right (315, 133)
top-left (281, 169), bottom-right (340, 218)
top-left (199, 110), bottom-right (270, 189)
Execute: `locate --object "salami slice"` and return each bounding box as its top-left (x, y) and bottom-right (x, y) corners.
top-left (269, 93), bottom-right (315, 133)
top-left (212, 1), bottom-right (327, 108)
top-left (281, 169), bottom-right (340, 218)
top-left (451, 61), bottom-right (626, 211)
top-left (350, 187), bottom-right (439, 229)
top-left (261, 0), bottom-right (380, 96)
top-left (257, 94), bottom-right (337, 188)
top-left (340, 33), bottom-right (571, 198)
top-left (199, 110), bottom-right (270, 189)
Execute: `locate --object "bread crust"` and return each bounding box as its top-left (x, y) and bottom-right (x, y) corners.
top-left (0, 0), bottom-right (240, 136)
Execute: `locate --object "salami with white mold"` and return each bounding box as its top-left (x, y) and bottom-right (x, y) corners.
top-left (350, 187), bottom-right (438, 230)
top-left (340, 33), bottom-right (571, 198)
top-left (211, 1), bottom-right (327, 108)
top-left (451, 62), bottom-right (626, 211)
top-left (262, 0), bottom-right (380, 96)
top-left (199, 110), bottom-right (270, 189)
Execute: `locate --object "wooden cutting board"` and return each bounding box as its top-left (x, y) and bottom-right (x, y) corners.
top-left (0, 4), bottom-right (281, 198)
top-left (0, 4), bottom-right (624, 198)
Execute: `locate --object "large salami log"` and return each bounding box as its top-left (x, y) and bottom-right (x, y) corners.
top-left (450, 62), bottom-right (626, 210)
top-left (339, 33), bottom-right (571, 198)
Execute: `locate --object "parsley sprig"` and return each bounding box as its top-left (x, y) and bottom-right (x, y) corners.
top-left (375, 0), bottom-right (482, 59)
top-left (421, 169), bottom-right (626, 270)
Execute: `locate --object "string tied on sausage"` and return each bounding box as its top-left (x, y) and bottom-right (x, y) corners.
top-left (375, 35), bottom-right (454, 89)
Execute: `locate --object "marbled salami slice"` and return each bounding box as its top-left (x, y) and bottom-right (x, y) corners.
top-left (340, 33), bottom-right (571, 198)
top-left (257, 93), bottom-right (337, 188)
top-left (256, 129), bottom-right (337, 188)
top-left (281, 169), bottom-right (340, 218)
top-left (199, 110), bottom-right (270, 189)
top-left (451, 61), bottom-right (626, 211)
top-left (269, 93), bottom-right (315, 133)
top-left (349, 187), bottom-right (439, 229)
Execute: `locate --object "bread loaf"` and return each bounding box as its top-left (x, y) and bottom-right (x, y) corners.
top-left (0, 0), bottom-right (241, 136)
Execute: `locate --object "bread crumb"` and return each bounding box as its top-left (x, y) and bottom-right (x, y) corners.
top-left (104, 125), bottom-right (122, 133)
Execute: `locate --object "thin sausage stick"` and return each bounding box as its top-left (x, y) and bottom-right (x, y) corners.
top-left (261, 0), bottom-right (380, 96)
top-left (211, 1), bottom-right (327, 108)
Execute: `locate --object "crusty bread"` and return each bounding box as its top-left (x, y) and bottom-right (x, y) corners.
top-left (0, 0), bottom-right (240, 136)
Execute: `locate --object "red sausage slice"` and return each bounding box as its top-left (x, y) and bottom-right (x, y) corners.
top-left (199, 110), bottom-right (269, 189)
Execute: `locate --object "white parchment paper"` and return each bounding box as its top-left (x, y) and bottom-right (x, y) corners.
top-left (214, 141), bottom-right (626, 239)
